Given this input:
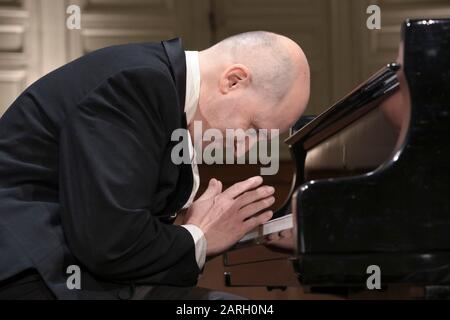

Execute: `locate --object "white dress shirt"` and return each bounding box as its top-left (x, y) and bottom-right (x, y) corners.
top-left (180, 51), bottom-right (207, 270)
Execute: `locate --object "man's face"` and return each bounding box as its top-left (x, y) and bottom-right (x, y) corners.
top-left (196, 63), bottom-right (310, 155)
top-left (197, 87), bottom-right (269, 154)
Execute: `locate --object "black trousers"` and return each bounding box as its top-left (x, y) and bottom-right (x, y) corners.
top-left (0, 270), bottom-right (246, 300)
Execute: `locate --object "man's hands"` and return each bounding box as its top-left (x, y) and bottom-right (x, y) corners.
top-left (184, 176), bottom-right (274, 256)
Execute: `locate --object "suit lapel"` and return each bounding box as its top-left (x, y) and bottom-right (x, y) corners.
top-left (161, 38), bottom-right (194, 217)
top-left (162, 38), bottom-right (187, 116)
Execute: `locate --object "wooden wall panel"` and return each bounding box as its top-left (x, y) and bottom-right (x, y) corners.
top-left (0, 0), bottom-right (39, 115)
top-left (66, 0), bottom-right (210, 60)
top-left (0, 0), bottom-right (27, 114)
top-left (0, 69), bottom-right (26, 114)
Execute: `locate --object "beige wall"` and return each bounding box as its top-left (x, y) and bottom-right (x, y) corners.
top-left (1, 0), bottom-right (450, 116)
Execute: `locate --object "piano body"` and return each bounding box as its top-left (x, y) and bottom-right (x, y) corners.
top-left (223, 19), bottom-right (450, 298)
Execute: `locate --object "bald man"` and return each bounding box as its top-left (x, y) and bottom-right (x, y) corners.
top-left (0, 32), bottom-right (310, 300)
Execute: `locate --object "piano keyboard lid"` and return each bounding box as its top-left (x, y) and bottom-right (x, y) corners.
top-left (285, 62), bottom-right (401, 149)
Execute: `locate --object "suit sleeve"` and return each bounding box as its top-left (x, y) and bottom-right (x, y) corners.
top-left (58, 67), bottom-right (200, 286)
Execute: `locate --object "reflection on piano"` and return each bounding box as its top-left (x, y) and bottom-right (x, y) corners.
top-left (223, 19), bottom-right (450, 299)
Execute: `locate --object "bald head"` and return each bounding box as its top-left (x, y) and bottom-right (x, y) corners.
top-left (208, 31), bottom-right (299, 105)
top-left (193, 31), bottom-right (310, 142)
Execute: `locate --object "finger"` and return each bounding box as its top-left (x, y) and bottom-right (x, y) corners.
top-left (243, 210), bottom-right (273, 231)
top-left (280, 229), bottom-right (293, 238)
top-left (239, 195), bottom-right (275, 219)
top-left (197, 178), bottom-right (223, 201)
top-left (222, 176), bottom-right (263, 199)
top-left (237, 186), bottom-right (274, 208)
top-left (266, 232), bottom-right (280, 242)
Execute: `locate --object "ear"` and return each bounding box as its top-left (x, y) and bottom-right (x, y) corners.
top-left (219, 64), bottom-right (251, 94)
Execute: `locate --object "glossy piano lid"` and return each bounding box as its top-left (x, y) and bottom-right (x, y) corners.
top-left (285, 62), bottom-right (400, 149)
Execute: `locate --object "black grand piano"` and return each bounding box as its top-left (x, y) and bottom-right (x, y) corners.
top-left (223, 19), bottom-right (450, 299)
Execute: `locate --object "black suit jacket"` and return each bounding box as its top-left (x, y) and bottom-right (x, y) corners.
top-left (0, 39), bottom-right (198, 299)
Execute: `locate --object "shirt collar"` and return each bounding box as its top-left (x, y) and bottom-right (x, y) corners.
top-left (184, 51), bottom-right (200, 125)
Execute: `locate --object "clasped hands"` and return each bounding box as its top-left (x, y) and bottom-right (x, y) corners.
top-left (183, 176), bottom-right (275, 256)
